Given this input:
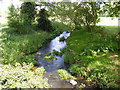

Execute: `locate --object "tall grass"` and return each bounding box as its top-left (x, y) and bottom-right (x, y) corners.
top-left (1, 27), bottom-right (50, 65)
top-left (1, 21), bottom-right (70, 65)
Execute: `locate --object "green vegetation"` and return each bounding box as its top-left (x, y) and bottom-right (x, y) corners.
top-left (1, 28), bottom-right (50, 65)
top-left (44, 55), bottom-right (56, 61)
top-left (0, 63), bottom-right (50, 88)
top-left (52, 50), bottom-right (63, 56)
top-left (0, 1), bottom-right (119, 89)
top-left (64, 26), bottom-right (119, 88)
top-left (0, 21), bottom-right (68, 88)
top-left (37, 9), bottom-right (53, 32)
top-left (50, 22), bottom-right (70, 39)
top-left (57, 69), bottom-right (76, 80)
top-left (79, 83), bottom-right (86, 88)
top-left (44, 49), bottom-right (65, 61)
top-left (59, 36), bottom-right (66, 41)
top-left (20, 2), bottom-right (36, 25)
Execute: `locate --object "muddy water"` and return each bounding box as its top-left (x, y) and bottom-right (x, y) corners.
top-left (36, 32), bottom-right (74, 88)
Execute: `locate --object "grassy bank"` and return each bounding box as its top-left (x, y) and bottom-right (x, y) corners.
top-left (64, 26), bottom-right (119, 88)
top-left (0, 22), bottom-right (69, 88)
top-left (0, 22), bottom-right (69, 65)
top-left (1, 27), bottom-right (49, 65)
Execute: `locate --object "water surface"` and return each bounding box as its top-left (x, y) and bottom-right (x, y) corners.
top-left (36, 32), bottom-right (70, 72)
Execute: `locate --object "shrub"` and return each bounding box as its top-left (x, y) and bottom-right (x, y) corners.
top-left (1, 29), bottom-right (49, 65)
top-left (70, 65), bottom-right (88, 77)
top-left (0, 63), bottom-right (50, 88)
top-left (70, 64), bottom-right (119, 88)
top-left (21, 55), bottom-right (37, 65)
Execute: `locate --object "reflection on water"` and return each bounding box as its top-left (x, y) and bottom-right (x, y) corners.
top-left (36, 32), bottom-right (70, 72)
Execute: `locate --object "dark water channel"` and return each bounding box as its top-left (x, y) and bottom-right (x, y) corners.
top-left (36, 32), bottom-right (70, 72)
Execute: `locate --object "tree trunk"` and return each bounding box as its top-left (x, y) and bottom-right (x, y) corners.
top-left (86, 22), bottom-right (91, 32)
top-left (91, 2), bottom-right (97, 32)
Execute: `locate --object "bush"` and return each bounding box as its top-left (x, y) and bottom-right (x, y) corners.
top-left (70, 65), bottom-right (88, 77)
top-left (0, 63), bottom-right (50, 88)
top-left (21, 55), bottom-right (37, 65)
top-left (65, 28), bottom-right (119, 88)
top-left (1, 29), bottom-right (50, 65)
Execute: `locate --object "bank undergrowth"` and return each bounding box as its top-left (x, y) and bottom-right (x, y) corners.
top-left (0, 22), bottom-right (69, 88)
top-left (64, 26), bottom-right (119, 88)
top-left (0, 22), bottom-right (69, 65)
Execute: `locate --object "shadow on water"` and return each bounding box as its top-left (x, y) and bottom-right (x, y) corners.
top-left (36, 32), bottom-right (70, 72)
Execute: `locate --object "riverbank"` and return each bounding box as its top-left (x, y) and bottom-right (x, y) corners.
top-left (64, 26), bottom-right (120, 88)
top-left (0, 22), bottom-right (70, 88)
top-left (0, 22), bottom-right (69, 65)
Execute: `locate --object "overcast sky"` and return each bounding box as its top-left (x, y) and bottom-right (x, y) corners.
top-left (0, 0), bottom-right (119, 12)
top-left (0, 0), bottom-right (82, 12)
top-left (0, 0), bottom-right (23, 12)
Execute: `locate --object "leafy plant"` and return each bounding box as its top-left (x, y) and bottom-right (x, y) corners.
top-left (52, 50), bottom-right (63, 56)
top-left (79, 83), bottom-right (86, 88)
top-left (7, 5), bottom-right (21, 32)
top-left (1, 28), bottom-right (50, 65)
top-left (0, 63), bottom-right (50, 88)
top-left (34, 67), bottom-right (46, 76)
top-left (21, 55), bottom-right (37, 65)
top-left (57, 69), bottom-right (76, 80)
top-left (70, 65), bottom-right (88, 77)
top-left (44, 55), bottom-right (57, 61)
top-left (59, 36), bottom-right (66, 41)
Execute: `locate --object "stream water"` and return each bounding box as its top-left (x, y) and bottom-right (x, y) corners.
top-left (36, 32), bottom-right (74, 88)
top-left (36, 31), bottom-right (70, 72)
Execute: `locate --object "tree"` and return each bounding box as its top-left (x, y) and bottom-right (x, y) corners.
top-left (81, 2), bottom-right (101, 32)
top-left (43, 2), bottom-right (101, 31)
top-left (102, 2), bottom-right (120, 17)
top-left (20, 2), bottom-right (36, 25)
top-left (7, 5), bottom-right (21, 30)
top-left (46, 2), bottom-right (83, 29)
top-left (37, 9), bottom-right (52, 32)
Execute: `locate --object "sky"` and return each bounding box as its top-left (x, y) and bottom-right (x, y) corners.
top-left (0, 0), bottom-right (81, 12)
top-left (0, 0), bottom-right (23, 12)
top-left (0, 0), bottom-right (119, 12)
